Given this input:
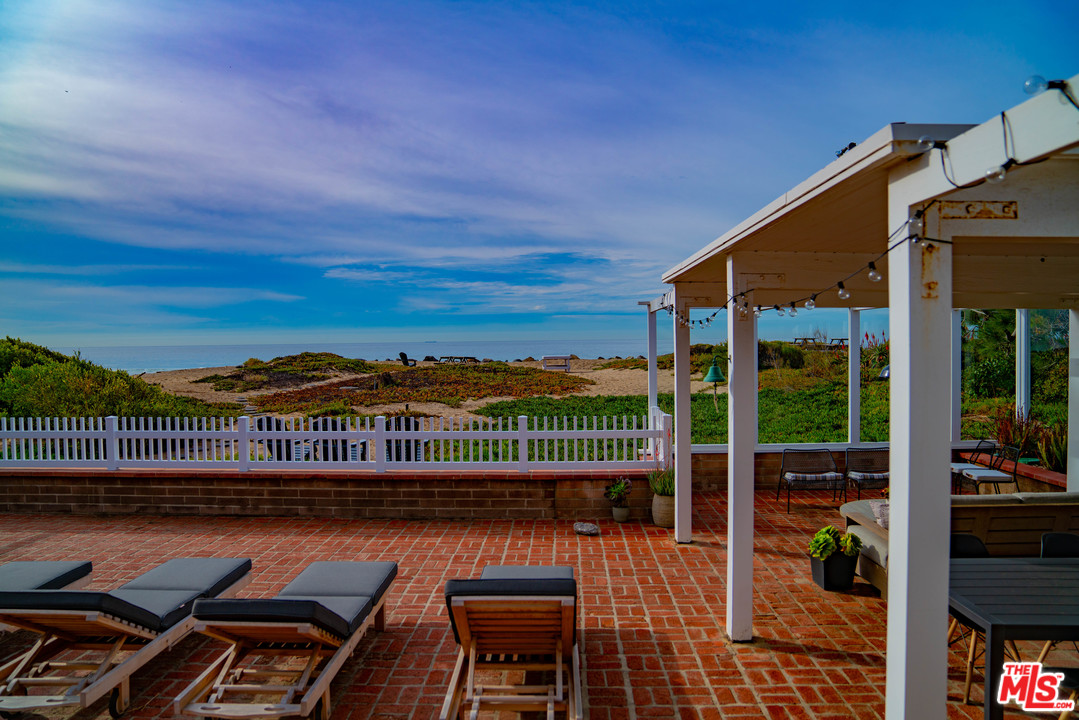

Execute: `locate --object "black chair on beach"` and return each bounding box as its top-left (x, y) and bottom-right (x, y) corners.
top-left (399, 352), bottom-right (417, 367)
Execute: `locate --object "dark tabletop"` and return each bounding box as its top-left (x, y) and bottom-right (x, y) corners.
top-left (950, 558), bottom-right (1079, 639)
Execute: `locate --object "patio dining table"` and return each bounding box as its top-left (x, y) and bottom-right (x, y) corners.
top-left (949, 557), bottom-right (1079, 720)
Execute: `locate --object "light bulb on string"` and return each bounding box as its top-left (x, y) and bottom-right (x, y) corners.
top-left (788, 302), bottom-right (798, 318)
top-left (1024, 75), bottom-right (1049, 95)
top-left (837, 282), bottom-right (851, 301)
top-left (738, 304), bottom-right (748, 318)
top-left (985, 165), bottom-right (1008, 183)
top-left (908, 213), bottom-right (924, 235)
top-left (867, 262), bottom-right (882, 282)
top-left (804, 295), bottom-right (816, 310)
top-left (753, 306), bottom-right (761, 318)
top-left (774, 304), bottom-right (784, 317)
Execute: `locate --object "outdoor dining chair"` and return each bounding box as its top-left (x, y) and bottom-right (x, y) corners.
top-left (776, 448), bottom-right (845, 513)
top-left (946, 534), bottom-right (1021, 705)
top-left (843, 447), bottom-right (889, 500)
top-left (955, 444), bottom-right (1020, 495)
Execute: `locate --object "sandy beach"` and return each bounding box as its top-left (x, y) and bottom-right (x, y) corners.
top-left (144, 359), bottom-right (718, 419)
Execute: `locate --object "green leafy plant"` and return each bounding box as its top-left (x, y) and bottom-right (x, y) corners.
top-left (646, 466), bottom-right (675, 496)
top-left (1037, 422), bottom-right (1067, 474)
top-left (604, 477), bottom-right (633, 508)
top-left (808, 525), bottom-right (862, 561)
top-left (989, 405), bottom-right (1044, 458)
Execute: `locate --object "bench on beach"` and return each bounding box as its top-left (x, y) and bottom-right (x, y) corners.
top-left (541, 355), bottom-right (571, 372)
top-left (438, 356), bottom-right (479, 364)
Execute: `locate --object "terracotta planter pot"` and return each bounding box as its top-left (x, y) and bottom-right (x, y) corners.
top-left (611, 506), bottom-right (630, 523)
top-left (651, 494), bottom-right (675, 528)
top-left (810, 553), bottom-right (858, 591)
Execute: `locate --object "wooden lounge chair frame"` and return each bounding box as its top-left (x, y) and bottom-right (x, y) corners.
top-left (173, 562), bottom-right (397, 720)
top-left (441, 590), bottom-right (582, 720)
top-left (0, 559), bottom-right (251, 718)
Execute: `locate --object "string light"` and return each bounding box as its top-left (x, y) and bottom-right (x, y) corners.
top-left (788, 302), bottom-right (798, 317)
top-left (867, 262), bottom-right (882, 283)
top-left (837, 282), bottom-right (850, 300)
top-left (805, 295), bottom-right (816, 310)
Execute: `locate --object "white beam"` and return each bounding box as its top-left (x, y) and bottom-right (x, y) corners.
top-left (848, 309), bottom-right (861, 443)
top-left (726, 257), bottom-right (756, 642)
top-left (640, 301), bottom-right (659, 412)
top-left (951, 310), bottom-right (963, 443)
top-left (1017, 309), bottom-right (1031, 419)
top-left (673, 287), bottom-right (693, 543)
top-left (1070, 310), bottom-right (1078, 492)
top-left (885, 199), bottom-right (952, 720)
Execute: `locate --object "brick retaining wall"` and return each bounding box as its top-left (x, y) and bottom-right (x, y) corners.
top-left (1, 450), bottom-right (1060, 520)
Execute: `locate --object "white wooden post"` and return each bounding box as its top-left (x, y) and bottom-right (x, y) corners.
top-left (237, 416), bottom-right (250, 471)
top-left (647, 306), bottom-right (658, 413)
top-left (672, 288), bottom-right (693, 543)
top-left (105, 416), bottom-right (119, 471)
top-left (518, 415), bottom-right (529, 472)
top-left (374, 416), bottom-right (386, 472)
top-left (726, 256), bottom-right (756, 642)
top-left (951, 310), bottom-right (963, 443)
top-left (885, 202), bottom-right (952, 720)
top-left (1016, 309), bottom-right (1031, 419)
top-left (848, 308), bottom-right (861, 444)
top-left (1069, 310), bottom-right (1078, 491)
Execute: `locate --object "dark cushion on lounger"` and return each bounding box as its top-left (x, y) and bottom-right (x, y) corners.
top-left (193, 561), bottom-right (398, 638)
top-left (480, 566), bottom-right (574, 581)
top-left (444, 571), bottom-right (577, 644)
top-left (0, 558), bottom-right (252, 633)
top-left (0, 561), bottom-right (92, 590)
top-left (193, 596), bottom-right (373, 638)
top-left (118, 557), bottom-right (252, 596)
top-left (0, 589), bottom-right (197, 632)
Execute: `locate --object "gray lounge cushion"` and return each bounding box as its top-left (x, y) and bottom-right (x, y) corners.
top-left (0, 561), bottom-right (91, 590)
top-left (193, 561), bottom-right (398, 638)
top-left (951, 493), bottom-right (1020, 506)
top-left (0, 557), bottom-right (251, 633)
top-left (480, 566), bottom-right (574, 580)
top-left (1015, 492), bottom-right (1079, 504)
top-left (445, 566), bottom-right (577, 644)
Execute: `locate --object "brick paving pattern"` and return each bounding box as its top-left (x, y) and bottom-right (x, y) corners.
top-left (0, 490), bottom-right (1037, 719)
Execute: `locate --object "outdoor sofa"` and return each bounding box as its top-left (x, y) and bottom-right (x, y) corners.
top-left (839, 492), bottom-right (1079, 597)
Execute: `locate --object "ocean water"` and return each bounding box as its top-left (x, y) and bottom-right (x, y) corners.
top-left (55, 339), bottom-right (649, 374)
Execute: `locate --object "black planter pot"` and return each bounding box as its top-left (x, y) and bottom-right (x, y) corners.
top-left (810, 553), bottom-right (858, 591)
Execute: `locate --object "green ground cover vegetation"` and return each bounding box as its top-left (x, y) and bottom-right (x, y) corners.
top-left (195, 352), bottom-right (380, 392)
top-left (0, 337), bottom-right (239, 418)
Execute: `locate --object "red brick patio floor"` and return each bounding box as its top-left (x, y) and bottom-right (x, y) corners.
top-left (0, 490), bottom-right (1042, 719)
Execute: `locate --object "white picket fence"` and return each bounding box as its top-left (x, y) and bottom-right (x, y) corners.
top-left (0, 410), bottom-right (672, 473)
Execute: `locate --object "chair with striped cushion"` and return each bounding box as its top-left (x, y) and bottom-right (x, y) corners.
top-left (844, 447), bottom-right (889, 500)
top-left (776, 448), bottom-right (845, 513)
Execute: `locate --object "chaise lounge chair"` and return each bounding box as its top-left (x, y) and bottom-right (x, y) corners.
top-left (0, 561), bottom-right (93, 591)
top-left (0, 557), bottom-right (252, 718)
top-left (441, 566), bottom-right (583, 720)
top-left (173, 560), bottom-right (398, 720)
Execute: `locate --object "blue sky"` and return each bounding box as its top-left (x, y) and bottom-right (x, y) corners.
top-left (1, 0), bottom-right (1075, 351)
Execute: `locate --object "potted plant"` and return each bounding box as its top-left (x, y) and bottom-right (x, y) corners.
top-left (604, 477), bottom-right (633, 522)
top-left (808, 525), bottom-right (862, 591)
top-left (646, 466), bottom-right (675, 528)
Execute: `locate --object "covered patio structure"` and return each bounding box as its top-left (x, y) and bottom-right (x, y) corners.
top-left (657, 74), bottom-right (1079, 718)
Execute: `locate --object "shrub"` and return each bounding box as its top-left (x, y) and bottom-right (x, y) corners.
top-left (604, 477), bottom-right (632, 507)
top-left (965, 355), bottom-right (1014, 399)
top-left (808, 526), bottom-right (862, 560)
